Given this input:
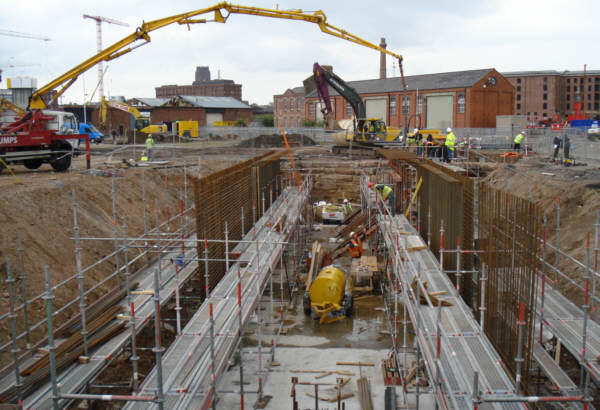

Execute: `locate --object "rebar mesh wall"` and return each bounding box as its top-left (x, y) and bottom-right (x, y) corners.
top-left (478, 183), bottom-right (540, 391)
top-left (387, 155), bottom-right (475, 305)
top-left (192, 151), bottom-right (283, 300)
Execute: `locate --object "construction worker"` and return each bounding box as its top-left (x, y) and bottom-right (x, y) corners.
top-left (553, 135), bottom-right (562, 161)
top-left (563, 136), bottom-right (570, 159)
top-left (342, 198), bottom-right (353, 215)
top-left (444, 127), bottom-right (455, 162)
top-left (368, 181), bottom-right (394, 214)
top-left (425, 134), bottom-right (435, 158)
top-left (513, 130), bottom-right (525, 150)
top-left (348, 231), bottom-right (364, 259)
top-left (416, 131), bottom-right (423, 156)
top-left (145, 134), bottom-right (155, 161)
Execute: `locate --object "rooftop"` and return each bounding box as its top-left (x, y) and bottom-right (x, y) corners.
top-left (168, 95), bottom-right (250, 109)
top-left (306, 68), bottom-right (495, 98)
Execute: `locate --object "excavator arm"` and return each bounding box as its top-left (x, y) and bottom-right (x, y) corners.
top-left (29, 2), bottom-right (404, 110)
top-left (0, 98), bottom-right (26, 116)
top-left (313, 62), bottom-right (366, 129)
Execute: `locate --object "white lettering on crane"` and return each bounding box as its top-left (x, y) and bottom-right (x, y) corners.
top-left (0, 136), bottom-right (18, 145)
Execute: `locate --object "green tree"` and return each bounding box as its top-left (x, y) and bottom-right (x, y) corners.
top-left (257, 114), bottom-right (274, 127)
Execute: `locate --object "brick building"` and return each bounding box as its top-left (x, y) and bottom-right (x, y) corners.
top-left (304, 68), bottom-right (514, 129)
top-left (273, 86), bottom-right (305, 128)
top-left (152, 96), bottom-right (253, 126)
top-left (155, 66), bottom-right (242, 101)
top-left (503, 70), bottom-right (600, 122)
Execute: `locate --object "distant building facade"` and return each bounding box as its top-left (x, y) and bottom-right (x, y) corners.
top-left (502, 70), bottom-right (600, 122)
top-left (304, 68), bottom-right (514, 129)
top-left (155, 66), bottom-right (242, 101)
top-left (273, 86), bottom-right (305, 128)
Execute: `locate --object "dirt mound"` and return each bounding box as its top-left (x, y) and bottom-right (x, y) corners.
top-left (237, 133), bottom-right (316, 148)
top-left (483, 155), bottom-right (600, 302)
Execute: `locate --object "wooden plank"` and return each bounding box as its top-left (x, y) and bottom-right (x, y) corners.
top-left (336, 361), bottom-right (375, 367)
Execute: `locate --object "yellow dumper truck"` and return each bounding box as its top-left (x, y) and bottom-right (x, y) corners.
top-left (303, 265), bottom-right (353, 324)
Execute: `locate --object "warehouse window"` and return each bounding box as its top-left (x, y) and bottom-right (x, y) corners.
top-left (574, 86), bottom-right (578, 92)
top-left (543, 94), bottom-right (547, 100)
top-left (390, 97), bottom-right (397, 115)
top-left (543, 103), bottom-right (547, 109)
top-left (543, 113), bottom-right (547, 118)
top-left (417, 96), bottom-right (423, 114)
top-left (589, 85), bottom-right (593, 92)
top-left (458, 93), bottom-right (465, 113)
top-left (543, 85), bottom-right (548, 91)
top-left (516, 103), bottom-right (521, 110)
top-left (589, 103), bottom-right (592, 110)
top-left (544, 77), bottom-right (547, 82)
top-left (290, 98), bottom-right (294, 110)
top-left (309, 102), bottom-right (315, 118)
top-left (517, 86), bottom-right (521, 92)
top-left (345, 101), bottom-right (352, 116)
top-left (517, 94), bottom-right (521, 101)
top-left (567, 103), bottom-right (570, 110)
top-left (567, 95), bottom-right (570, 101)
top-left (402, 96), bottom-right (410, 114)
top-left (283, 99), bottom-right (287, 111)
top-left (567, 78), bottom-right (571, 84)
top-left (517, 78), bottom-right (521, 84)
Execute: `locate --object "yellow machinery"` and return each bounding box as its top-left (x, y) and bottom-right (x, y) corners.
top-left (140, 120), bottom-right (198, 140)
top-left (304, 265), bottom-right (353, 324)
top-left (177, 120), bottom-right (199, 138)
top-left (26, 3), bottom-right (403, 111)
top-left (100, 98), bottom-right (149, 130)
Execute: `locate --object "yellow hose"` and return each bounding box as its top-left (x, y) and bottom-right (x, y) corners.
top-left (0, 157), bottom-right (23, 184)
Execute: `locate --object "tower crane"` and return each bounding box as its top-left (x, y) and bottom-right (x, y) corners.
top-left (83, 14), bottom-right (129, 102)
top-left (0, 29), bottom-right (51, 41)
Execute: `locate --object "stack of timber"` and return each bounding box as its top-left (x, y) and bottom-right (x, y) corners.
top-left (0, 308), bottom-right (124, 402)
top-left (0, 283), bottom-right (137, 402)
top-left (356, 376), bottom-right (374, 410)
top-left (306, 241), bottom-right (325, 288)
top-left (381, 353), bottom-right (401, 386)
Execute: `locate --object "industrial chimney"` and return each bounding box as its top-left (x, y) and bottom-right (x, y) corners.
top-left (379, 37), bottom-right (387, 79)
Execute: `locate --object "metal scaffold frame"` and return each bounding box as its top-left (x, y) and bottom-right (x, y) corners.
top-left (361, 167), bottom-right (595, 409)
top-left (0, 156), bottom-right (303, 409)
top-left (124, 173), bottom-right (313, 409)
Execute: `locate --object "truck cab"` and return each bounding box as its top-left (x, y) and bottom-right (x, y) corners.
top-left (42, 110), bottom-right (81, 150)
top-left (79, 123), bottom-right (104, 144)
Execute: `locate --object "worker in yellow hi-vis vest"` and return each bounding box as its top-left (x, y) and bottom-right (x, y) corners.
top-left (444, 127), bottom-right (455, 163)
top-left (144, 134), bottom-right (155, 161)
top-left (368, 181), bottom-right (395, 214)
top-left (513, 130), bottom-right (525, 150)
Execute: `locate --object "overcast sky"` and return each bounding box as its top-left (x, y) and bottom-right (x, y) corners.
top-left (1, 0), bottom-right (598, 106)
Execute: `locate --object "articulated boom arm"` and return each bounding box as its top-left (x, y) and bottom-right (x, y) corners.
top-left (313, 62), bottom-right (365, 120)
top-left (29, 2), bottom-right (404, 110)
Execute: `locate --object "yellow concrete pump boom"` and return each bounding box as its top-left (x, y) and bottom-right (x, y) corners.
top-left (28, 2), bottom-right (404, 110)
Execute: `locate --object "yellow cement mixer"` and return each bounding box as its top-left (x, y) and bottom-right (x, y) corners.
top-left (303, 265), bottom-right (353, 324)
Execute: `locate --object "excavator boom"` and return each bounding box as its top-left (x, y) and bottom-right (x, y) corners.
top-left (29, 3), bottom-right (403, 110)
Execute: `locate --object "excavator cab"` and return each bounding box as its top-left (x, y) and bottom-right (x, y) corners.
top-left (356, 119), bottom-right (391, 143)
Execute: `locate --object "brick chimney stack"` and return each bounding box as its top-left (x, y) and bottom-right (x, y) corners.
top-left (379, 37), bottom-right (387, 79)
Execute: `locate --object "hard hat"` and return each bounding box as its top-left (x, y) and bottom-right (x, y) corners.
top-left (148, 134), bottom-right (153, 137)
top-left (350, 232), bottom-right (355, 236)
top-left (368, 181), bottom-right (374, 188)
top-left (343, 198), bottom-right (348, 203)
top-left (446, 127), bottom-right (452, 133)
top-left (413, 128), bottom-right (418, 134)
